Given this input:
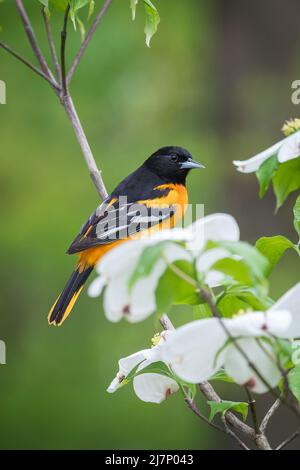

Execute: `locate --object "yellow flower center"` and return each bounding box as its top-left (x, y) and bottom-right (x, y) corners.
top-left (151, 333), bottom-right (161, 347)
top-left (282, 118), bottom-right (300, 136)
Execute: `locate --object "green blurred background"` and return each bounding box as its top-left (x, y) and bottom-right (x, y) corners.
top-left (1, 0), bottom-right (300, 450)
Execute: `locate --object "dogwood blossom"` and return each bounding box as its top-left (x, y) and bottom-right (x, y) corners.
top-left (107, 331), bottom-right (179, 403)
top-left (160, 283), bottom-right (300, 394)
top-left (233, 130), bottom-right (300, 173)
top-left (88, 213), bottom-right (240, 322)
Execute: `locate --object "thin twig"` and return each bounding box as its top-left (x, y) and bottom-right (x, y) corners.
top-left (198, 382), bottom-right (256, 441)
top-left (160, 314), bottom-right (175, 331)
top-left (260, 399), bottom-right (280, 434)
top-left (42, 7), bottom-right (62, 83)
top-left (61, 4), bottom-right (71, 97)
top-left (184, 394), bottom-right (224, 434)
top-left (62, 94), bottom-right (108, 200)
top-left (276, 427), bottom-right (300, 450)
top-left (67, 0), bottom-right (113, 85)
top-left (221, 416), bottom-right (250, 450)
top-left (0, 41), bottom-right (60, 91)
top-left (15, 0), bottom-right (57, 86)
top-left (245, 388), bottom-right (259, 434)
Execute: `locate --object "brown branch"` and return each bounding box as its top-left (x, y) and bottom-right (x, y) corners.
top-left (0, 41), bottom-right (60, 92)
top-left (42, 7), bottom-right (62, 83)
top-left (62, 95), bottom-right (108, 200)
top-left (198, 382), bottom-right (255, 440)
top-left (160, 314), bottom-right (175, 331)
top-left (259, 399), bottom-right (280, 434)
top-left (184, 395), bottom-right (224, 434)
top-left (61, 4), bottom-right (71, 97)
top-left (276, 427), bottom-right (300, 450)
top-left (67, 0), bottom-right (113, 85)
top-left (15, 0), bottom-right (57, 87)
top-left (245, 388), bottom-right (259, 434)
top-left (221, 416), bottom-right (250, 450)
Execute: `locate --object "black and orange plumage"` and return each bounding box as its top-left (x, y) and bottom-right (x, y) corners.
top-left (48, 146), bottom-right (204, 326)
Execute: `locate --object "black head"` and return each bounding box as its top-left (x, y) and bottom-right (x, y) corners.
top-left (145, 146), bottom-right (204, 184)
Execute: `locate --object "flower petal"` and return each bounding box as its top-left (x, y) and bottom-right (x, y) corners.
top-left (233, 139), bottom-right (283, 173)
top-left (107, 349), bottom-right (150, 393)
top-left (227, 310), bottom-right (291, 338)
top-left (133, 373), bottom-right (179, 403)
top-left (270, 282), bottom-right (300, 338)
top-left (87, 276), bottom-right (106, 298)
top-left (224, 338), bottom-right (282, 393)
top-left (278, 131), bottom-right (300, 163)
top-left (187, 213), bottom-right (240, 254)
top-left (97, 239), bottom-right (143, 277)
top-left (161, 319), bottom-right (227, 383)
top-left (103, 273), bottom-right (131, 322)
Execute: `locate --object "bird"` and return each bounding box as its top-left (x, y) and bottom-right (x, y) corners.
top-left (48, 146), bottom-right (204, 326)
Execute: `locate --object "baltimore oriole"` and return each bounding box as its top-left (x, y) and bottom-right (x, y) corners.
top-left (48, 146), bottom-right (204, 326)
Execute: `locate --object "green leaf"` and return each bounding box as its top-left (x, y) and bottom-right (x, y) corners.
top-left (38, 0), bottom-right (49, 6)
top-left (76, 15), bottom-right (86, 42)
top-left (210, 369), bottom-right (235, 383)
top-left (47, 0), bottom-right (69, 11)
top-left (214, 241), bottom-right (270, 283)
top-left (130, 0), bottom-right (138, 20)
top-left (256, 155), bottom-right (279, 198)
top-left (293, 195), bottom-right (300, 238)
top-left (135, 361), bottom-right (172, 379)
top-left (143, 0), bottom-right (160, 47)
top-left (156, 260), bottom-right (199, 313)
top-left (193, 303), bottom-right (212, 319)
top-left (217, 286), bottom-right (272, 318)
top-left (211, 257), bottom-right (253, 286)
top-left (128, 241), bottom-right (170, 290)
top-left (288, 365), bottom-right (300, 405)
top-left (207, 400), bottom-right (249, 422)
top-left (273, 158), bottom-right (300, 209)
top-left (87, 0), bottom-right (95, 20)
top-left (217, 294), bottom-right (251, 318)
top-left (256, 235), bottom-right (296, 274)
top-left (130, 0), bottom-right (160, 47)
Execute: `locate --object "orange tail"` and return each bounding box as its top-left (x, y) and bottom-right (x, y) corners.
top-left (48, 266), bottom-right (93, 326)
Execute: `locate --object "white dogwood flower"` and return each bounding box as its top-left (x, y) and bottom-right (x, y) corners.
top-left (233, 130), bottom-right (300, 173)
top-left (88, 213), bottom-right (240, 322)
top-left (161, 283), bottom-right (300, 393)
top-left (107, 331), bottom-right (179, 403)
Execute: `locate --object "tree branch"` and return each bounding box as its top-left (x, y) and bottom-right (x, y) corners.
top-left (61, 4), bottom-right (71, 97)
top-left (221, 416), bottom-right (250, 450)
top-left (276, 427), bottom-right (300, 450)
top-left (245, 388), bottom-right (259, 434)
top-left (0, 41), bottom-right (60, 91)
top-left (197, 382), bottom-right (256, 440)
top-left (67, 0), bottom-right (113, 85)
top-left (15, 0), bottom-right (57, 87)
top-left (259, 399), bottom-right (280, 434)
top-left (42, 7), bottom-right (62, 84)
top-left (62, 94), bottom-right (108, 200)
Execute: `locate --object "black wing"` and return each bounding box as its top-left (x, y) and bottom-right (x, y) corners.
top-left (67, 195), bottom-right (175, 254)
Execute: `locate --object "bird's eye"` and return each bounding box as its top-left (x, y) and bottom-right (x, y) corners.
top-left (170, 155), bottom-right (179, 162)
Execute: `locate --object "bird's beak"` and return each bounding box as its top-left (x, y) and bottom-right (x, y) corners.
top-left (180, 158), bottom-right (205, 170)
